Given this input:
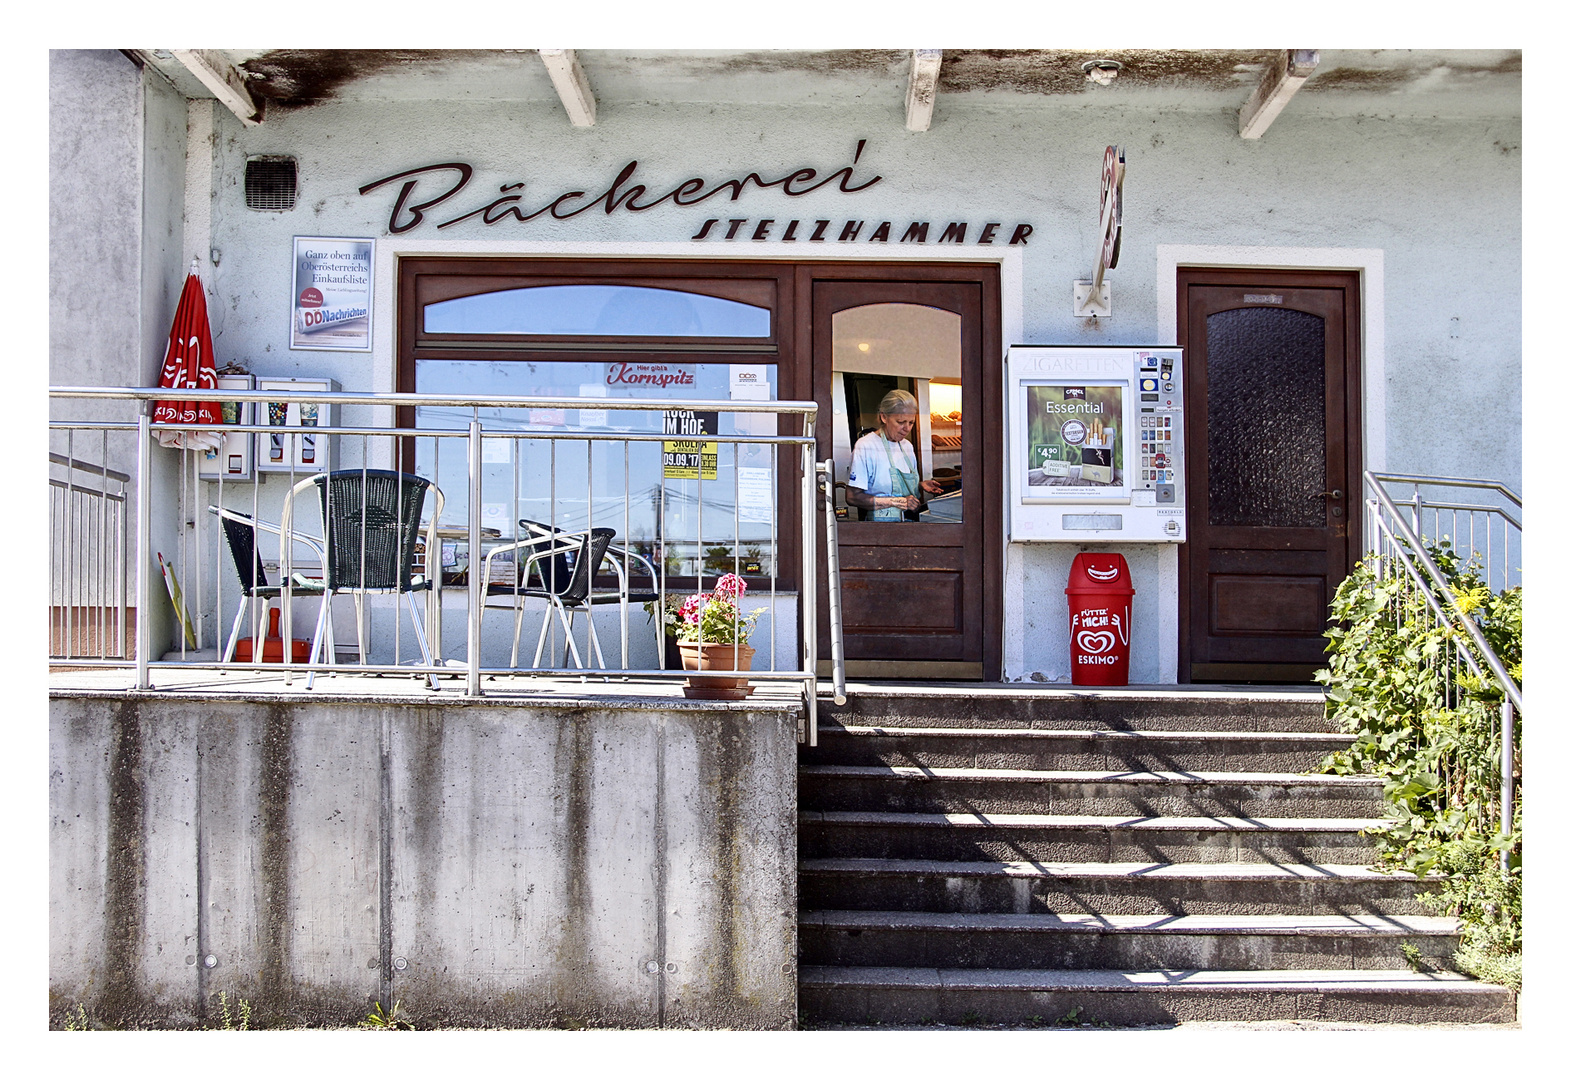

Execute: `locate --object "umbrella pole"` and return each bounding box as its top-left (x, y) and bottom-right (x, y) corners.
top-left (136, 413), bottom-right (151, 688)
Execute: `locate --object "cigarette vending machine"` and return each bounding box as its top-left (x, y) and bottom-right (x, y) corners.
top-left (1007, 346), bottom-right (1186, 542)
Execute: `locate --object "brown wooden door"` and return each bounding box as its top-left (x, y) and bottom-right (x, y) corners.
top-left (808, 272), bottom-right (998, 679)
top-left (1179, 268), bottom-right (1362, 682)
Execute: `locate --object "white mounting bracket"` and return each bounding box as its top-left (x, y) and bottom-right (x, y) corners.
top-left (1073, 280), bottom-right (1112, 318)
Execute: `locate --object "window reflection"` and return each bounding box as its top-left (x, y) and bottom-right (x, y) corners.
top-left (413, 360), bottom-right (779, 577)
top-left (830, 304), bottom-right (963, 524)
top-left (424, 285), bottom-right (771, 338)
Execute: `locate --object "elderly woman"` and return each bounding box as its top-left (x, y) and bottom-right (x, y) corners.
top-left (846, 389), bottom-right (944, 521)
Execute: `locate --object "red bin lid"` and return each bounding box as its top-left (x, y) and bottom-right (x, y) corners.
top-left (1065, 552), bottom-right (1135, 594)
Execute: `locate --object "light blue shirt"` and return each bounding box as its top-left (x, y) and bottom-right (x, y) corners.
top-left (847, 430), bottom-right (917, 497)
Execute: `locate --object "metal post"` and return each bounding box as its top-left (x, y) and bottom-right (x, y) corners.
top-left (136, 413), bottom-right (152, 689)
top-left (1500, 698), bottom-right (1515, 871)
top-left (818, 462), bottom-right (847, 706)
top-left (467, 418), bottom-right (483, 696)
top-left (801, 437), bottom-right (817, 746)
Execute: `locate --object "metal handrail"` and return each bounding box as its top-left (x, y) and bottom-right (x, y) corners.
top-left (1363, 470), bottom-right (1521, 864)
top-left (1367, 471), bottom-right (1522, 508)
top-left (817, 461), bottom-right (847, 709)
top-left (49, 385), bottom-right (819, 416)
top-left (1364, 472), bottom-right (1522, 714)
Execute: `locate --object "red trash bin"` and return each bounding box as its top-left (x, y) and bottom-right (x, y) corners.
top-left (1065, 553), bottom-right (1135, 686)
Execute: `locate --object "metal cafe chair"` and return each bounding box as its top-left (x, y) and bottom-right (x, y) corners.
top-left (480, 520), bottom-right (668, 671)
top-left (207, 505), bottom-right (330, 663)
top-left (481, 520), bottom-right (613, 670)
top-left (279, 469), bottom-right (444, 690)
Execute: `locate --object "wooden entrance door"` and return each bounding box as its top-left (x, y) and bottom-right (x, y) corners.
top-left (806, 269), bottom-right (1001, 679)
top-left (1179, 268), bottom-right (1362, 682)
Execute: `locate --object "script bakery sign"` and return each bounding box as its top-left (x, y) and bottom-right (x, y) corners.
top-left (357, 141), bottom-right (1034, 246)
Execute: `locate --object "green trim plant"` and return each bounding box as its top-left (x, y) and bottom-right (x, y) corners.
top-left (1316, 542), bottom-right (1521, 989)
top-left (359, 999), bottom-right (414, 1030)
top-left (212, 991), bottom-right (252, 1030)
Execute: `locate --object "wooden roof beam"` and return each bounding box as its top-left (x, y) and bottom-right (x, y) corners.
top-left (169, 49), bottom-right (262, 127)
top-left (905, 49), bottom-right (943, 132)
top-left (539, 49), bottom-right (597, 127)
top-left (1239, 50), bottom-right (1319, 139)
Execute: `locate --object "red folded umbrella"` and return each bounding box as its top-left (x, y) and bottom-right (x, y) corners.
top-left (152, 262), bottom-right (224, 451)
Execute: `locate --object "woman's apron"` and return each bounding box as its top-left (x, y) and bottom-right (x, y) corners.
top-left (870, 436), bottom-right (919, 522)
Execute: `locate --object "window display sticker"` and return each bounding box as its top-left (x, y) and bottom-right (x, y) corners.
top-left (663, 441), bottom-right (718, 480)
top-left (737, 467), bottom-right (774, 523)
top-left (482, 438), bottom-right (511, 464)
top-left (577, 383), bottom-right (608, 427)
top-left (291, 237), bottom-right (374, 351)
top-left (1024, 383), bottom-right (1124, 490)
top-left (730, 364), bottom-right (771, 400)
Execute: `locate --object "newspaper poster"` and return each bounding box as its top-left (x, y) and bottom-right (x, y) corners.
top-left (291, 237), bottom-right (374, 351)
top-left (663, 441), bottom-right (718, 480)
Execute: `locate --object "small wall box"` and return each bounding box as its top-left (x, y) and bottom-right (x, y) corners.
top-left (255, 377), bottom-right (339, 473)
top-left (198, 373), bottom-right (255, 480)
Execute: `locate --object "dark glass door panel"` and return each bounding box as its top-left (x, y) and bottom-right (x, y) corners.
top-left (1205, 307), bottom-right (1327, 529)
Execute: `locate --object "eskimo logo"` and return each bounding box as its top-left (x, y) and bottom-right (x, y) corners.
top-left (1085, 565), bottom-right (1120, 582)
top-left (1077, 630), bottom-right (1117, 654)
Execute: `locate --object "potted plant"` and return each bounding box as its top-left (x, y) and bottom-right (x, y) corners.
top-left (670, 573), bottom-right (763, 699)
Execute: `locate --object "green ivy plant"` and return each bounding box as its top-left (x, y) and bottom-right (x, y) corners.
top-left (1316, 543), bottom-right (1521, 989)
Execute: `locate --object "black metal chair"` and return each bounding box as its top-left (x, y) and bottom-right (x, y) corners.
top-left (481, 518), bottom-right (674, 670)
top-left (279, 469), bottom-right (444, 689)
top-left (208, 506), bottom-right (329, 663)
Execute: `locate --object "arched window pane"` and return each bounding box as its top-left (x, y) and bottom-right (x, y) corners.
top-left (424, 285), bottom-right (771, 337)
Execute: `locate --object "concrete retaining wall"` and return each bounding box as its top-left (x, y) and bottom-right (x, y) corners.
top-left (48, 691), bottom-right (798, 1029)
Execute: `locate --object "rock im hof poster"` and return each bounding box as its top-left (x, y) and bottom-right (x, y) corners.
top-left (291, 237), bottom-right (374, 351)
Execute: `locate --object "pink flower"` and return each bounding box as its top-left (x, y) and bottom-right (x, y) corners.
top-left (678, 593), bottom-right (707, 625)
top-left (713, 573), bottom-right (747, 601)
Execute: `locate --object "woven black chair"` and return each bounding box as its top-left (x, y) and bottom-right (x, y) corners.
top-left (278, 469), bottom-right (444, 689)
top-left (481, 519), bottom-right (623, 669)
top-left (208, 506), bottom-right (329, 663)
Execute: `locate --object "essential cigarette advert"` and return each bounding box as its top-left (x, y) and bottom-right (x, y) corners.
top-left (291, 237), bottom-right (374, 351)
top-left (1024, 383), bottom-right (1124, 490)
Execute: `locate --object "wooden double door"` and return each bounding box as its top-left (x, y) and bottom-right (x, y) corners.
top-left (801, 266), bottom-right (1003, 680)
top-left (1179, 268), bottom-right (1363, 682)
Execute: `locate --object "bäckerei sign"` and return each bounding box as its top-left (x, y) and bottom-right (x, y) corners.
top-left (357, 141), bottom-right (1033, 245)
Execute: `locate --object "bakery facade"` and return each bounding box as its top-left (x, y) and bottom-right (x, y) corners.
top-left (50, 48), bottom-right (1523, 685)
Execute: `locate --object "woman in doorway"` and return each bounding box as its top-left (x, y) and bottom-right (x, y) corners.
top-left (845, 389), bottom-right (944, 521)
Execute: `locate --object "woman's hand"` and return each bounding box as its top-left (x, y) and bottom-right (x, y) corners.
top-left (920, 478), bottom-right (944, 495)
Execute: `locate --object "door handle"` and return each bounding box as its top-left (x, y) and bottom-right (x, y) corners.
top-left (1318, 489), bottom-right (1343, 500)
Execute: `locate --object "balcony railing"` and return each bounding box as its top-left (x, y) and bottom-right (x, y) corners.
top-left (49, 386), bottom-right (839, 741)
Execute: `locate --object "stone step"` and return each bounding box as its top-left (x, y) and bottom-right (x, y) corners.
top-left (799, 765), bottom-right (1384, 819)
top-left (798, 910), bottom-right (1461, 971)
top-left (803, 725), bottom-right (1350, 774)
top-left (797, 966), bottom-right (1516, 1027)
top-left (820, 686), bottom-right (1331, 733)
top-left (798, 858), bottom-right (1441, 917)
top-left (799, 811), bottom-right (1386, 864)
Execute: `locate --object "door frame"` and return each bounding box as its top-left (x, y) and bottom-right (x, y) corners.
top-left (798, 266), bottom-right (1003, 679)
top-left (1174, 265), bottom-right (1366, 682)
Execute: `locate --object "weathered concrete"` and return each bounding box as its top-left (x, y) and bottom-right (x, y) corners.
top-left (49, 691), bottom-right (798, 1029)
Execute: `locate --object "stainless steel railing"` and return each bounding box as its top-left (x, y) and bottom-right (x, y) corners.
top-left (49, 448), bottom-right (131, 660)
top-left (49, 386), bottom-right (824, 728)
top-left (817, 460), bottom-right (847, 710)
top-left (1363, 471), bottom-right (1522, 865)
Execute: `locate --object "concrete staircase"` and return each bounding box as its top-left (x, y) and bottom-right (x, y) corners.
top-left (796, 686), bottom-right (1516, 1027)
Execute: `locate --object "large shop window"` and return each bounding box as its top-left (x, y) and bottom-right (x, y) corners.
top-left (399, 262), bottom-right (791, 582)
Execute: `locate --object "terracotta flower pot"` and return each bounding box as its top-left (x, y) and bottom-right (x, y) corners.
top-left (677, 641), bottom-right (756, 700)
